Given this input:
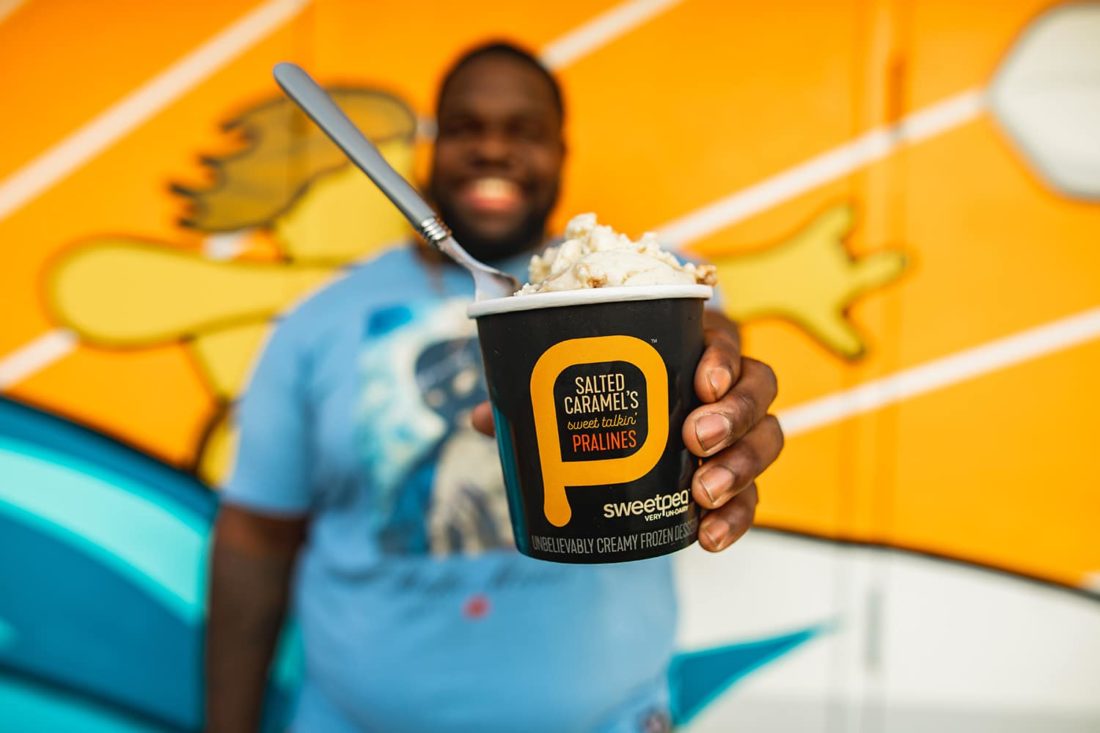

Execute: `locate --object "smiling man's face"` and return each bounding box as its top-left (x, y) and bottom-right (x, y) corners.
top-left (428, 53), bottom-right (565, 263)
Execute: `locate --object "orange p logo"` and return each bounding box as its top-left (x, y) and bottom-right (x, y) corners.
top-left (529, 335), bottom-right (669, 527)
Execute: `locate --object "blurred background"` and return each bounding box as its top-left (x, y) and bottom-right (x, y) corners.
top-left (1, 0), bottom-right (1098, 730)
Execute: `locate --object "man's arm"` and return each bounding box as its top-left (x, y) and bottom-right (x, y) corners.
top-left (205, 505), bottom-right (307, 733)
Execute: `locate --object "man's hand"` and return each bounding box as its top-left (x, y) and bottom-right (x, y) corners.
top-left (470, 310), bottom-right (783, 554)
top-left (681, 310), bottom-right (782, 551)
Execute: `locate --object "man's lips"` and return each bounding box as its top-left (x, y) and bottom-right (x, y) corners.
top-left (457, 177), bottom-right (524, 214)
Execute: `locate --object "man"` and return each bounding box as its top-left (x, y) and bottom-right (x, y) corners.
top-left (206, 42), bottom-right (782, 733)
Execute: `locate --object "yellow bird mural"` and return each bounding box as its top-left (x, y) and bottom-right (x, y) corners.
top-left (46, 89), bottom-right (417, 482)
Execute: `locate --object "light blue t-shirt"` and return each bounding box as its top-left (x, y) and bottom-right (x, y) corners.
top-left (224, 245), bottom-right (677, 733)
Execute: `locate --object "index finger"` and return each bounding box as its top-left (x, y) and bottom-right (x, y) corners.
top-left (696, 311), bottom-right (742, 403)
top-left (682, 357), bottom-right (778, 457)
top-left (471, 401), bottom-right (495, 436)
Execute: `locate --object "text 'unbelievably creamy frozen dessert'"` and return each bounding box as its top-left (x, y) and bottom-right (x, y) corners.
top-left (516, 213), bottom-right (717, 294)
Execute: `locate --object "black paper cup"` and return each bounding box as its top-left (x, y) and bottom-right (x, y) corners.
top-left (468, 284), bottom-right (712, 563)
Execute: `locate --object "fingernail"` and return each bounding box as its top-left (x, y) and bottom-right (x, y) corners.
top-left (695, 413), bottom-right (731, 453)
top-left (704, 516), bottom-right (730, 550)
top-left (706, 367), bottom-right (733, 400)
top-left (698, 465), bottom-right (735, 505)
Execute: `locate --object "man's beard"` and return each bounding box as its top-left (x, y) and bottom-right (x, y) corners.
top-left (428, 182), bottom-right (558, 263)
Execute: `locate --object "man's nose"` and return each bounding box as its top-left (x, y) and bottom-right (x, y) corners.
top-left (470, 129), bottom-right (514, 166)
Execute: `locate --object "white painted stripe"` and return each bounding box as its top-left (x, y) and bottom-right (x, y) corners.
top-left (0, 0), bottom-right (308, 224)
top-left (203, 231), bottom-right (249, 260)
top-left (778, 305), bottom-right (1100, 437)
top-left (9, 302), bottom-right (1085, 438)
top-left (0, 329), bottom-right (77, 389)
top-left (540, 0), bottom-right (683, 70)
top-left (899, 88), bottom-right (987, 144)
top-left (0, 0), bottom-right (26, 25)
top-left (417, 116), bottom-right (438, 141)
top-left (658, 89), bottom-right (987, 247)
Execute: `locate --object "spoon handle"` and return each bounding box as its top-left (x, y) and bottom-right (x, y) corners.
top-left (273, 62), bottom-right (440, 235)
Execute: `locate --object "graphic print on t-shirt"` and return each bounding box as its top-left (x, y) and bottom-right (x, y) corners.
top-left (356, 299), bottom-right (513, 556)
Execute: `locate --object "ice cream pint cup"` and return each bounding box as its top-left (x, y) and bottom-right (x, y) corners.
top-left (469, 284), bottom-right (712, 563)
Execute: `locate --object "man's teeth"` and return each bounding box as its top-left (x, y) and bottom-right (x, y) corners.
top-left (471, 178), bottom-right (520, 199)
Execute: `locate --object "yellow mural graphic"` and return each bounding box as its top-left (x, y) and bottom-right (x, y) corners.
top-left (45, 90), bottom-right (417, 482)
top-left (713, 203), bottom-right (907, 359)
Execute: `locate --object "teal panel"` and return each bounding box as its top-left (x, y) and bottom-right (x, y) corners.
top-left (0, 440), bottom-right (207, 622)
top-left (670, 623), bottom-right (830, 725)
top-left (0, 616), bottom-right (14, 650)
top-left (0, 673), bottom-right (166, 733)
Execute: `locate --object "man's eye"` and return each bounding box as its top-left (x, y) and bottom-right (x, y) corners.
top-left (439, 120), bottom-right (478, 138)
top-left (510, 121), bottom-right (547, 142)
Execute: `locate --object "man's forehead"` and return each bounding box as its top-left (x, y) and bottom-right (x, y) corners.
top-left (438, 55), bottom-right (559, 118)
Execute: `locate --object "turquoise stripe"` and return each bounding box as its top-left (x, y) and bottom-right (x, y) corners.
top-left (0, 674), bottom-right (163, 733)
top-left (0, 442), bottom-right (207, 622)
top-left (670, 622), bottom-right (832, 725)
top-left (272, 621), bottom-right (304, 689)
top-left (0, 436), bottom-right (207, 534)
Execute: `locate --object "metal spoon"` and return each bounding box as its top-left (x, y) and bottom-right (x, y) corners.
top-left (272, 62), bottom-right (520, 300)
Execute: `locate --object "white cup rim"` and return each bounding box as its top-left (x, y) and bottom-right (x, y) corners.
top-left (467, 284), bottom-right (713, 317)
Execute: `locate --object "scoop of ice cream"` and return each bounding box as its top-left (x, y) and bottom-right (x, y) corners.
top-left (517, 213), bottom-right (717, 294)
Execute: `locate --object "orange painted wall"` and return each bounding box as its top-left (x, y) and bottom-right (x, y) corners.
top-left (2, 0), bottom-right (1097, 591)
